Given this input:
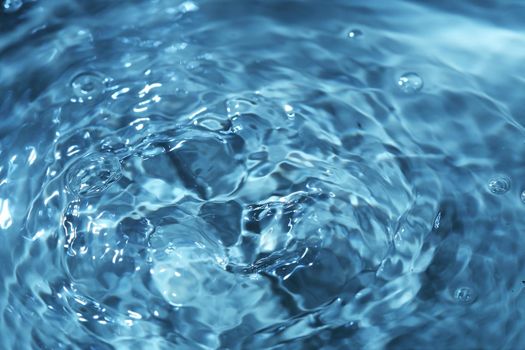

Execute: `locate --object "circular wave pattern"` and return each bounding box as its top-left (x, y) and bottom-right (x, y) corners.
top-left (1, 0), bottom-right (525, 349)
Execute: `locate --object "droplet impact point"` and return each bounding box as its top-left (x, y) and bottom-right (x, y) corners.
top-left (66, 153), bottom-right (122, 197)
top-left (71, 73), bottom-right (105, 101)
top-left (397, 72), bottom-right (423, 94)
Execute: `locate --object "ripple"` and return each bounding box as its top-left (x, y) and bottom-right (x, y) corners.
top-left (397, 72), bottom-right (424, 94)
top-left (65, 153), bottom-right (122, 197)
top-left (2, 0), bottom-right (524, 348)
top-left (71, 73), bottom-right (105, 102)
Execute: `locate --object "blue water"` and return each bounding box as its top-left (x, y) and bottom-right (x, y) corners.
top-left (1, 0), bottom-right (525, 349)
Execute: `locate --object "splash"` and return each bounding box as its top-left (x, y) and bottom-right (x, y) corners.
top-left (1, 0), bottom-right (525, 349)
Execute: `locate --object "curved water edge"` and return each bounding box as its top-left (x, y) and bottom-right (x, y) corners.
top-left (1, 0), bottom-right (525, 349)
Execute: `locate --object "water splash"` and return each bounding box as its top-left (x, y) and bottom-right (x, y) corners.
top-left (1, 0), bottom-right (524, 349)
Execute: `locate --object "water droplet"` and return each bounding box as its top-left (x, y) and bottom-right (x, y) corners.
top-left (66, 153), bottom-right (122, 197)
top-left (0, 198), bottom-right (13, 229)
top-left (397, 72), bottom-right (423, 94)
top-left (453, 286), bottom-right (477, 305)
top-left (2, 0), bottom-right (22, 13)
top-left (178, 1), bottom-right (199, 13)
top-left (488, 175), bottom-right (511, 194)
top-left (433, 212), bottom-right (441, 230)
top-left (347, 29), bottom-right (363, 39)
top-left (283, 104), bottom-right (295, 118)
top-left (71, 73), bottom-right (105, 101)
top-left (520, 190), bottom-right (525, 203)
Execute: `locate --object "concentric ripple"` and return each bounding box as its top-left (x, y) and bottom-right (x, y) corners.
top-left (1, 1), bottom-right (525, 349)
top-left (66, 153), bottom-right (122, 197)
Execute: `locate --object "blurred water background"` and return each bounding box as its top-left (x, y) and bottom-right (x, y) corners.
top-left (1, 0), bottom-right (525, 349)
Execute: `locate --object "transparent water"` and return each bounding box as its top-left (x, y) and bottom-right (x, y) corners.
top-left (1, 0), bottom-right (525, 349)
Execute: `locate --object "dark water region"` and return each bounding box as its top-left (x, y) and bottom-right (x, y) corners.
top-left (1, 0), bottom-right (525, 349)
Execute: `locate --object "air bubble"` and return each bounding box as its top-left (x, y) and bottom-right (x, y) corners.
top-left (453, 286), bottom-right (477, 305)
top-left (520, 190), bottom-right (525, 203)
top-left (2, 0), bottom-right (22, 13)
top-left (347, 29), bottom-right (363, 39)
top-left (488, 175), bottom-right (511, 194)
top-left (397, 72), bottom-right (423, 94)
top-left (66, 153), bottom-right (122, 197)
top-left (71, 73), bottom-right (105, 101)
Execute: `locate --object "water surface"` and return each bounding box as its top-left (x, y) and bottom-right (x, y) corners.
top-left (1, 0), bottom-right (525, 349)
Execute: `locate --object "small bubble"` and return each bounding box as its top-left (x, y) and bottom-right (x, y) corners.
top-left (2, 0), bottom-right (22, 13)
top-left (453, 286), bottom-right (477, 305)
top-left (488, 175), bottom-right (511, 194)
top-left (397, 72), bottom-right (423, 94)
top-left (520, 190), bottom-right (525, 203)
top-left (347, 29), bottom-right (363, 39)
top-left (66, 153), bottom-right (122, 197)
top-left (71, 73), bottom-right (105, 101)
